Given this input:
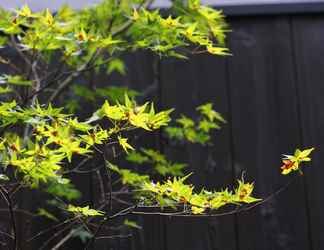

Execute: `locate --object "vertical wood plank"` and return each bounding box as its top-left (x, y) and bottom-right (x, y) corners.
top-left (88, 51), bottom-right (160, 250)
top-left (226, 15), bottom-right (311, 250)
top-left (291, 14), bottom-right (324, 250)
top-left (159, 53), bottom-right (237, 250)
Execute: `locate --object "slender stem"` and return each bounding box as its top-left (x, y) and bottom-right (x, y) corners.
top-left (95, 234), bottom-right (132, 240)
top-left (103, 145), bottom-right (113, 213)
top-left (131, 175), bottom-right (299, 218)
top-left (39, 222), bottom-right (76, 250)
top-left (111, 0), bottom-right (153, 37)
top-left (84, 205), bottom-right (136, 250)
top-left (47, 49), bottom-right (103, 103)
top-left (51, 229), bottom-right (75, 250)
top-left (0, 186), bottom-right (18, 250)
top-left (27, 218), bottom-right (77, 242)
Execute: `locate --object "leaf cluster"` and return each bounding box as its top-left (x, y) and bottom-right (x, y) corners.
top-left (281, 147), bottom-right (314, 175)
top-left (142, 174), bottom-right (261, 214)
top-left (165, 103), bottom-right (226, 144)
top-left (0, 94), bottom-right (171, 187)
top-left (127, 148), bottom-right (187, 176)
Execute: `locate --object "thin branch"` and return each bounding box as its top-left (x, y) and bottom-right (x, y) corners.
top-left (84, 205), bottom-right (136, 250)
top-left (0, 230), bottom-right (13, 240)
top-left (95, 234), bottom-right (132, 240)
top-left (103, 145), bottom-right (113, 213)
top-left (131, 175), bottom-right (299, 218)
top-left (0, 208), bottom-right (35, 218)
top-left (111, 0), bottom-right (154, 37)
top-left (9, 36), bottom-right (31, 67)
top-left (27, 218), bottom-right (77, 242)
top-left (47, 64), bottom-right (87, 103)
top-left (62, 157), bottom-right (91, 174)
top-left (50, 229), bottom-right (75, 250)
top-left (23, 59), bottom-right (41, 143)
top-left (96, 170), bottom-right (106, 204)
top-left (47, 48), bottom-right (103, 103)
top-left (0, 56), bottom-right (22, 74)
top-left (0, 186), bottom-right (18, 250)
top-left (39, 222), bottom-right (76, 250)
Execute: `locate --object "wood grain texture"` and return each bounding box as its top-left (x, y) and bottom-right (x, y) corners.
top-left (291, 14), bottom-right (324, 250)
top-left (226, 15), bottom-right (311, 250)
top-left (158, 53), bottom-right (237, 250)
top-left (1, 12), bottom-right (324, 250)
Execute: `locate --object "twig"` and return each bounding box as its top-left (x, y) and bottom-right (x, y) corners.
top-left (0, 208), bottom-right (35, 218)
top-left (84, 205), bottom-right (136, 250)
top-left (112, 0), bottom-right (154, 37)
top-left (9, 36), bottom-right (31, 67)
top-left (47, 64), bottom-right (87, 103)
top-left (39, 222), bottom-right (76, 250)
top-left (95, 234), bottom-right (132, 240)
top-left (47, 49), bottom-right (103, 103)
top-left (27, 218), bottom-right (77, 242)
top-left (96, 170), bottom-right (106, 204)
top-left (0, 186), bottom-right (18, 250)
top-left (50, 229), bottom-right (75, 250)
top-left (0, 230), bottom-right (13, 240)
top-left (131, 175), bottom-right (299, 218)
top-left (23, 59), bottom-right (41, 144)
top-left (103, 145), bottom-right (113, 213)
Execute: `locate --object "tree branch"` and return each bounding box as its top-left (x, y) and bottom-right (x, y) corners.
top-left (112, 0), bottom-right (154, 37)
top-left (0, 186), bottom-right (18, 250)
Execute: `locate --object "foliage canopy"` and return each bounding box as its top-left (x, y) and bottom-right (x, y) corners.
top-left (0, 0), bottom-right (314, 249)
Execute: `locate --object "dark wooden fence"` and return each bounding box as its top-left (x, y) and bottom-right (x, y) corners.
top-left (120, 12), bottom-right (324, 250)
top-left (1, 8), bottom-right (324, 250)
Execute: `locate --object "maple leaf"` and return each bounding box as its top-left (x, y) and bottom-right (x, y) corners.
top-left (118, 136), bottom-right (134, 153)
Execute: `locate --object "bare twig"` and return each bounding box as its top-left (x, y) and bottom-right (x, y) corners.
top-left (0, 208), bottom-right (35, 218)
top-left (0, 186), bottom-right (18, 250)
top-left (95, 234), bottom-right (132, 240)
top-left (9, 36), bottom-right (31, 67)
top-left (47, 49), bottom-right (103, 103)
top-left (84, 205), bottom-right (136, 250)
top-left (50, 229), bottom-right (75, 250)
top-left (103, 145), bottom-right (113, 213)
top-left (96, 170), bottom-right (106, 204)
top-left (39, 222), bottom-right (76, 250)
top-left (27, 218), bottom-right (77, 242)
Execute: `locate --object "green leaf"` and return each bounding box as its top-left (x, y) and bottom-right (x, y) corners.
top-left (37, 208), bottom-right (58, 221)
top-left (108, 161), bottom-right (149, 186)
top-left (197, 103), bottom-right (226, 123)
top-left (46, 177), bottom-right (81, 201)
top-left (298, 148), bottom-right (315, 159)
top-left (71, 226), bottom-right (93, 243)
top-left (0, 174), bottom-right (9, 181)
top-left (2, 75), bottom-right (32, 86)
top-left (124, 219), bottom-right (142, 229)
top-left (107, 58), bottom-right (126, 75)
top-left (67, 205), bottom-right (105, 217)
top-left (164, 126), bottom-right (183, 139)
top-left (72, 85), bottom-right (96, 101)
top-left (118, 136), bottom-right (135, 153)
top-left (95, 87), bottom-right (140, 104)
top-left (142, 148), bottom-right (166, 163)
top-left (126, 151), bottom-right (149, 164)
top-left (155, 162), bottom-right (187, 176)
top-left (198, 119), bottom-right (220, 132)
top-left (0, 86), bottom-right (12, 94)
top-left (100, 101), bottom-right (125, 120)
top-left (176, 115), bottom-right (195, 128)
